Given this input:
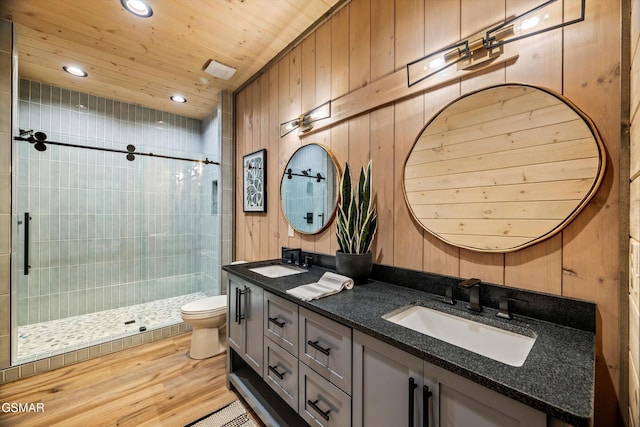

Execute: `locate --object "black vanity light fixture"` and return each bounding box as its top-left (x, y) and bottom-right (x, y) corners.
top-left (280, 101), bottom-right (331, 138)
top-left (63, 65), bottom-right (88, 78)
top-left (120, 0), bottom-right (153, 18)
top-left (407, 0), bottom-right (585, 87)
top-left (170, 94), bottom-right (187, 103)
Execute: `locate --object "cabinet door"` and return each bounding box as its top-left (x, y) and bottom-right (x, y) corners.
top-left (353, 331), bottom-right (424, 427)
top-left (243, 282), bottom-right (264, 374)
top-left (227, 276), bottom-right (264, 375)
top-left (227, 277), bottom-right (243, 353)
top-left (424, 361), bottom-right (546, 427)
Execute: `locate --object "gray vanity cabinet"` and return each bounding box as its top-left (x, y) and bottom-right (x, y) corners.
top-left (228, 276), bottom-right (264, 374)
top-left (227, 272), bottom-right (557, 427)
top-left (353, 331), bottom-right (547, 427)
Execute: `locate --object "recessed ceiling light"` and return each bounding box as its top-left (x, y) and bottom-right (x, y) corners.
top-left (63, 65), bottom-right (88, 77)
top-left (170, 95), bottom-right (187, 103)
top-left (121, 0), bottom-right (153, 18)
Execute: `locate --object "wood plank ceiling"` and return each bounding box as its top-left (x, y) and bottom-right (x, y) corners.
top-left (0, 0), bottom-right (340, 119)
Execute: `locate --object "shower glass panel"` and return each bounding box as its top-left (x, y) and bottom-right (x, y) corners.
top-left (12, 80), bottom-right (221, 365)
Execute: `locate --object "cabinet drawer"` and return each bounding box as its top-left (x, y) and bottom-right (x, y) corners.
top-left (299, 361), bottom-right (351, 427)
top-left (264, 291), bottom-right (299, 356)
top-left (263, 337), bottom-right (298, 411)
top-left (299, 307), bottom-right (352, 395)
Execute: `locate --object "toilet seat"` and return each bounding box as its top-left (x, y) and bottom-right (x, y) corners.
top-left (181, 295), bottom-right (226, 317)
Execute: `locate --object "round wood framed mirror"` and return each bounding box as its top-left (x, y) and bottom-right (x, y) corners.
top-left (403, 84), bottom-right (606, 252)
top-left (280, 143), bottom-right (340, 234)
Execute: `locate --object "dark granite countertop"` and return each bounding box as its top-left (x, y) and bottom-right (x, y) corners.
top-left (223, 259), bottom-right (595, 426)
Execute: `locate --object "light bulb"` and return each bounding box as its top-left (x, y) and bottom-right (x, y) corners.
top-left (63, 65), bottom-right (88, 77)
top-left (122, 0), bottom-right (153, 17)
top-left (428, 58), bottom-right (445, 70)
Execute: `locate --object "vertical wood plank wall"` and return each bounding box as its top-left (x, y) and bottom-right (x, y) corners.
top-left (234, 0), bottom-right (622, 423)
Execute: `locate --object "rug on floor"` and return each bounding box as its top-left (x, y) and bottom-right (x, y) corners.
top-left (186, 400), bottom-right (257, 427)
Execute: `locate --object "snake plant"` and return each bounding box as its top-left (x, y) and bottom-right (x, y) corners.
top-left (336, 160), bottom-right (377, 254)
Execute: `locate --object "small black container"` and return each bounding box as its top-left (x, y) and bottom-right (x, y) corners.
top-left (335, 251), bottom-right (373, 285)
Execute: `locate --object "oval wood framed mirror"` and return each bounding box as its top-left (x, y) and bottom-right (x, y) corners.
top-left (403, 84), bottom-right (606, 252)
top-left (280, 143), bottom-right (340, 234)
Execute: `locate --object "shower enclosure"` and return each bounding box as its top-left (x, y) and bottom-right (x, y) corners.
top-left (11, 80), bottom-right (222, 365)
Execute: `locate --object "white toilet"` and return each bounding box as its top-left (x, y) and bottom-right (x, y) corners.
top-left (180, 295), bottom-right (227, 359)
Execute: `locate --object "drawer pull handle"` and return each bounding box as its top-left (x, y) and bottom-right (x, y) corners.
top-left (234, 288), bottom-right (239, 323)
top-left (307, 340), bottom-right (331, 355)
top-left (268, 365), bottom-right (286, 379)
top-left (268, 317), bottom-right (286, 328)
top-left (307, 399), bottom-right (331, 421)
top-left (238, 287), bottom-right (248, 323)
top-left (408, 377), bottom-right (417, 427)
top-left (423, 385), bottom-right (432, 427)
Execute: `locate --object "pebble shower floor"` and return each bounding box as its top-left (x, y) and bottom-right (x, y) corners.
top-left (15, 292), bottom-right (207, 365)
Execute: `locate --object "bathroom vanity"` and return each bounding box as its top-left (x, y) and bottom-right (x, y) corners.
top-left (223, 258), bottom-right (595, 427)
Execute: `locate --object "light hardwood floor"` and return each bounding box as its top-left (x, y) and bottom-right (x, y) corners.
top-left (0, 333), bottom-right (263, 427)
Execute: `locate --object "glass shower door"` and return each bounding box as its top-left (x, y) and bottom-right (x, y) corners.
top-left (12, 138), bottom-right (223, 365)
top-left (11, 81), bottom-right (223, 366)
top-left (11, 138), bottom-right (145, 364)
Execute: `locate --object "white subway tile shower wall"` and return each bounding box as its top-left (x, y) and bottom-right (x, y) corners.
top-left (15, 79), bottom-right (222, 326)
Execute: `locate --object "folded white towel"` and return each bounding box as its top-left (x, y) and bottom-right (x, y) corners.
top-left (286, 272), bottom-right (354, 301)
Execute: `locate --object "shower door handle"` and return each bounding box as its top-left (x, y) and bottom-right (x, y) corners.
top-left (24, 212), bottom-right (31, 275)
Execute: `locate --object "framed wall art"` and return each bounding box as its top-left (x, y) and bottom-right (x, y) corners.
top-left (243, 148), bottom-right (267, 212)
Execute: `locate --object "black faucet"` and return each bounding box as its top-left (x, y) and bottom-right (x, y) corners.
top-left (459, 278), bottom-right (481, 312)
top-left (302, 255), bottom-right (313, 268)
top-left (281, 247), bottom-right (302, 266)
top-left (443, 282), bottom-right (456, 305)
top-left (496, 296), bottom-right (528, 320)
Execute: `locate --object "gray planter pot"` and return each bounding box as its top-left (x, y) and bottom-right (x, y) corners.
top-left (335, 251), bottom-right (373, 285)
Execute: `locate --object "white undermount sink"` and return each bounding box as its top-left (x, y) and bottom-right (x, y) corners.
top-left (383, 305), bottom-right (536, 367)
top-left (249, 264), bottom-right (307, 278)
